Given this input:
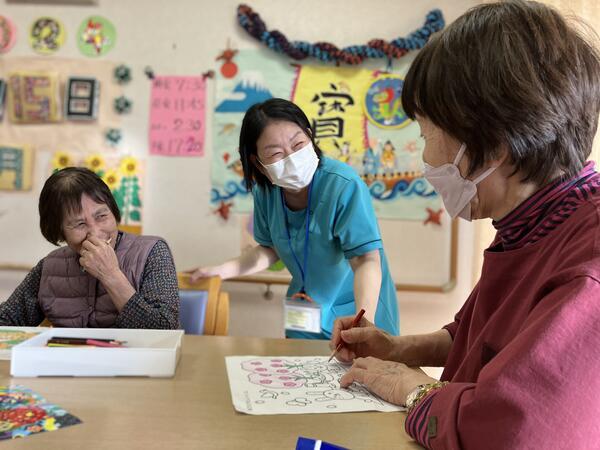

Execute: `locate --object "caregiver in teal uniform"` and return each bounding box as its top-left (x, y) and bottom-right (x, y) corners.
top-left (190, 98), bottom-right (398, 339)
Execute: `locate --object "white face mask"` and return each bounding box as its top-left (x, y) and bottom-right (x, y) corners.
top-left (260, 142), bottom-right (319, 191)
top-left (423, 143), bottom-right (497, 221)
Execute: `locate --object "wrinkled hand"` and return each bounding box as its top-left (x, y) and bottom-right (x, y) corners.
top-left (79, 235), bottom-right (120, 282)
top-left (339, 357), bottom-right (436, 406)
top-left (186, 265), bottom-right (226, 282)
top-left (330, 316), bottom-right (395, 362)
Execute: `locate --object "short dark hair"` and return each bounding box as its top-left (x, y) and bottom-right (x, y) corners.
top-left (238, 98), bottom-right (323, 190)
top-left (39, 167), bottom-right (121, 245)
top-left (401, 0), bottom-right (600, 185)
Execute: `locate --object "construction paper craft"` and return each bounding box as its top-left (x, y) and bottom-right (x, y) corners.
top-left (0, 15), bottom-right (17, 54)
top-left (77, 16), bottom-right (116, 57)
top-left (149, 76), bottom-right (206, 156)
top-left (114, 64), bottom-right (131, 84)
top-left (105, 128), bottom-right (122, 146)
top-left (0, 385), bottom-right (81, 440)
top-left (226, 356), bottom-right (404, 415)
top-left (114, 96), bottom-right (131, 114)
top-left (424, 208), bottom-right (443, 226)
top-left (65, 77), bottom-right (100, 120)
top-left (0, 145), bottom-right (34, 191)
top-left (216, 42), bottom-right (238, 79)
top-left (364, 74), bottom-right (410, 129)
top-left (7, 72), bottom-right (61, 123)
top-left (30, 17), bottom-right (65, 55)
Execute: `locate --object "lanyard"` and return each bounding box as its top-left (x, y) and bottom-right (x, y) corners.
top-left (280, 181), bottom-right (313, 294)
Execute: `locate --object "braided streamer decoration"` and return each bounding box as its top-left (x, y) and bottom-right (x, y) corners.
top-left (237, 4), bottom-right (445, 65)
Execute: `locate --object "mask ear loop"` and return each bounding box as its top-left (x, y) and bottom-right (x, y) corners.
top-left (453, 143), bottom-right (498, 184)
top-left (453, 143), bottom-right (468, 165)
top-left (472, 165), bottom-right (498, 185)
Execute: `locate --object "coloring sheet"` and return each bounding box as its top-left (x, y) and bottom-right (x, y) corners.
top-left (226, 356), bottom-right (405, 415)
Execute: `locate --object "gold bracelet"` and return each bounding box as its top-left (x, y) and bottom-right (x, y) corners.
top-left (406, 381), bottom-right (449, 413)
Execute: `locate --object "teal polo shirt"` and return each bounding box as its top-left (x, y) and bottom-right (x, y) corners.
top-left (253, 156), bottom-right (399, 339)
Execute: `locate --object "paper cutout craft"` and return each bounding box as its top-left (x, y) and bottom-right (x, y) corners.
top-left (424, 208), bottom-right (443, 226)
top-left (364, 74), bottom-right (410, 129)
top-left (105, 128), bottom-right (122, 146)
top-left (149, 76), bottom-right (206, 157)
top-left (65, 77), bottom-right (100, 120)
top-left (216, 42), bottom-right (239, 79)
top-left (0, 385), bottom-right (81, 440)
top-left (144, 66), bottom-right (155, 80)
top-left (0, 79), bottom-right (6, 121)
top-left (114, 96), bottom-right (131, 114)
top-left (51, 151), bottom-right (74, 172)
top-left (0, 145), bottom-right (34, 191)
top-left (226, 356), bottom-right (404, 415)
top-left (0, 16), bottom-right (17, 54)
top-left (30, 17), bottom-right (65, 55)
top-left (214, 201), bottom-right (233, 221)
top-left (114, 64), bottom-right (131, 84)
top-left (7, 72), bottom-right (61, 123)
top-left (77, 16), bottom-right (116, 57)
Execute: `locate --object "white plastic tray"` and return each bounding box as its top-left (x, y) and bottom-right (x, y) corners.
top-left (11, 328), bottom-right (183, 377)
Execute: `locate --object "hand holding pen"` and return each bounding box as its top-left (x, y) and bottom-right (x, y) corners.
top-left (329, 310), bottom-right (395, 363)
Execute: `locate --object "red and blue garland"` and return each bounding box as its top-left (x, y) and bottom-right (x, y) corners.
top-left (237, 4), bottom-right (445, 65)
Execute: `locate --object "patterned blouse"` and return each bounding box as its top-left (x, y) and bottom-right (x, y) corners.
top-left (0, 240), bottom-right (180, 329)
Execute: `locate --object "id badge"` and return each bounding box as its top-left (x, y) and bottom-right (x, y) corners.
top-left (284, 296), bottom-right (321, 334)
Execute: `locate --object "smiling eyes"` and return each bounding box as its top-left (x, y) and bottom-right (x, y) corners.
top-left (71, 213), bottom-right (109, 230)
top-left (265, 139), bottom-right (308, 160)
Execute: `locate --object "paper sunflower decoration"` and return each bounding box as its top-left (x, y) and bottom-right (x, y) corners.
top-left (51, 151), bottom-right (74, 172)
top-left (84, 154), bottom-right (106, 174)
top-left (119, 156), bottom-right (138, 177)
top-left (102, 169), bottom-right (120, 191)
top-left (114, 96), bottom-right (132, 114)
top-left (113, 65), bottom-right (131, 84)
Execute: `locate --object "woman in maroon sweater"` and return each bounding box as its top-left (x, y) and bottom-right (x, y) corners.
top-left (331, 1), bottom-right (600, 449)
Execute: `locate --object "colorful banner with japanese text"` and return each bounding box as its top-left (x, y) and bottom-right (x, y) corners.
top-left (210, 50), bottom-right (440, 221)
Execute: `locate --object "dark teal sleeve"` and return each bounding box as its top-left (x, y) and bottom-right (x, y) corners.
top-left (252, 186), bottom-right (273, 247)
top-left (333, 178), bottom-right (383, 259)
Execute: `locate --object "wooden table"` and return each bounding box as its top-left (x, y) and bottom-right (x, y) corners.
top-left (1, 335), bottom-right (420, 449)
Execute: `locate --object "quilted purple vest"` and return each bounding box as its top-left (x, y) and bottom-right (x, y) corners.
top-left (38, 232), bottom-right (160, 327)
